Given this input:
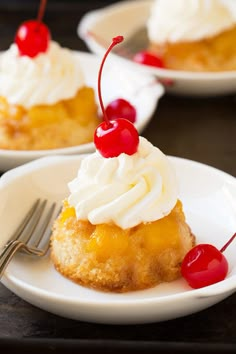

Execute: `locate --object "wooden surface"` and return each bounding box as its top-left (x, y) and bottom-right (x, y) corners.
top-left (0, 1), bottom-right (236, 353)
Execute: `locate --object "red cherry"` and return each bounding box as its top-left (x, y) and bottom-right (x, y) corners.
top-left (181, 232), bottom-right (236, 289)
top-left (105, 98), bottom-right (136, 123)
top-left (15, 20), bottom-right (50, 58)
top-left (94, 118), bottom-right (139, 158)
top-left (133, 51), bottom-right (165, 68)
top-left (94, 36), bottom-right (139, 158)
top-left (15, 0), bottom-right (50, 58)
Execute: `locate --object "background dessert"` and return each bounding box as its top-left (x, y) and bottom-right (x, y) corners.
top-left (0, 1), bottom-right (99, 151)
top-left (147, 0), bottom-right (236, 72)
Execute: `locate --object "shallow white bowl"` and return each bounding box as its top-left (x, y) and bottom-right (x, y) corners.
top-left (0, 154), bottom-right (236, 324)
top-left (0, 50), bottom-right (164, 172)
top-left (78, 0), bottom-right (236, 97)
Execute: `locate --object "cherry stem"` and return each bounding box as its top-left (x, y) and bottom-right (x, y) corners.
top-left (37, 0), bottom-right (47, 23)
top-left (97, 35), bottom-right (124, 128)
top-left (220, 232), bottom-right (236, 253)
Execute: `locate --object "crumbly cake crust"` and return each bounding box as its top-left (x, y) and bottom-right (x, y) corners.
top-left (50, 200), bottom-right (195, 292)
top-left (0, 86), bottom-right (99, 150)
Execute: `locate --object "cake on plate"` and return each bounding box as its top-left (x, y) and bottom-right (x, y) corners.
top-left (0, 5), bottom-right (99, 151)
top-left (50, 137), bottom-right (195, 292)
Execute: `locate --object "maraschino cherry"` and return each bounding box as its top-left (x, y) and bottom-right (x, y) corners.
top-left (105, 98), bottom-right (136, 123)
top-left (133, 51), bottom-right (165, 68)
top-left (94, 36), bottom-right (139, 158)
top-left (181, 232), bottom-right (236, 289)
top-left (15, 0), bottom-right (50, 58)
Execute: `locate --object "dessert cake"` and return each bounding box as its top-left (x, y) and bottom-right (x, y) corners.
top-left (0, 2), bottom-right (99, 150)
top-left (51, 137), bottom-right (195, 292)
top-left (146, 0), bottom-right (236, 72)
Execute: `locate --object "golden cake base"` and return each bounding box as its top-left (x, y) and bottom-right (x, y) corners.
top-left (50, 200), bottom-right (195, 292)
top-left (0, 86), bottom-right (99, 150)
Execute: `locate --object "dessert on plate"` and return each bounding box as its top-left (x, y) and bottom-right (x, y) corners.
top-left (0, 1), bottom-right (99, 150)
top-left (146, 0), bottom-right (236, 72)
top-left (50, 36), bottom-right (195, 293)
top-left (51, 137), bottom-right (195, 292)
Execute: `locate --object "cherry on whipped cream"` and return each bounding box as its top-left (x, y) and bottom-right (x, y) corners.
top-left (94, 36), bottom-right (139, 158)
top-left (15, 0), bottom-right (51, 58)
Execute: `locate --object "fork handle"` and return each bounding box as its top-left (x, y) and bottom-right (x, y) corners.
top-left (0, 241), bottom-right (24, 279)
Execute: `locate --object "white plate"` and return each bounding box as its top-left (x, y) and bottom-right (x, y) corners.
top-left (0, 50), bottom-right (164, 172)
top-left (0, 155), bottom-right (236, 324)
top-left (78, 0), bottom-right (236, 97)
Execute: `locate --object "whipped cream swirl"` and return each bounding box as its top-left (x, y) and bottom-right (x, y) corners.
top-left (147, 0), bottom-right (236, 44)
top-left (0, 41), bottom-right (84, 108)
top-left (68, 137), bottom-right (178, 229)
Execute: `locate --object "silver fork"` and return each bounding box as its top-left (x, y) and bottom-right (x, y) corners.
top-left (0, 198), bottom-right (59, 279)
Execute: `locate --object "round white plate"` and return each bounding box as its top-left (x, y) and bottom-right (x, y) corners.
top-left (0, 154), bottom-right (236, 324)
top-left (78, 0), bottom-right (236, 97)
top-left (0, 50), bottom-right (164, 172)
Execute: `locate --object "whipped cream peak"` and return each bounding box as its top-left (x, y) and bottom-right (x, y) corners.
top-left (0, 41), bottom-right (85, 108)
top-left (68, 137), bottom-right (178, 229)
top-left (147, 0), bottom-right (236, 44)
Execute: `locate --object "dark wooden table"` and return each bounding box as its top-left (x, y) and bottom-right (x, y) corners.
top-left (0, 1), bottom-right (236, 353)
